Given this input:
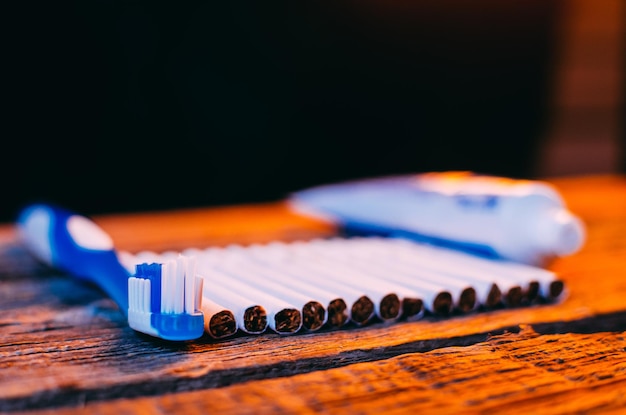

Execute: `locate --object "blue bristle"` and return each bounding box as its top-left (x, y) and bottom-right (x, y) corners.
top-left (134, 263), bottom-right (162, 313)
top-left (147, 263), bottom-right (162, 313)
top-left (134, 263), bottom-right (145, 279)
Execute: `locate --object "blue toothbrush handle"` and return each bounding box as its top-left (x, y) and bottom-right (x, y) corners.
top-left (17, 204), bottom-right (130, 313)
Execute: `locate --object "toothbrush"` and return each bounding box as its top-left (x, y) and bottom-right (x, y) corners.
top-left (16, 203), bottom-right (205, 341)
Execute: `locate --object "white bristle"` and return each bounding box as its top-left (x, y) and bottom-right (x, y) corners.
top-left (130, 277), bottom-right (137, 311)
top-left (142, 278), bottom-right (151, 312)
top-left (132, 277), bottom-right (139, 311)
top-left (184, 256), bottom-right (197, 313)
top-left (137, 278), bottom-right (144, 312)
top-left (128, 277), bottom-right (151, 313)
top-left (128, 278), bottom-right (136, 310)
top-left (174, 256), bottom-right (185, 314)
top-left (195, 276), bottom-right (203, 311)
top-left (162, 261), bottom-right (175, 313)
top-left (127, 276), bottom-right (159, 337)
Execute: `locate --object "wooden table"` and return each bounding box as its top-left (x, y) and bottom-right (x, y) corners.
top-left (2, 174), bottom-right (626, 414)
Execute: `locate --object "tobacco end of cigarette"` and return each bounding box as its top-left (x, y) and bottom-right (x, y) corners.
top-left (275, 308), bottom-right (302, 334)
top-left (525, 281), bottom-right (540, 303)
top-left (486, 283), bottom-right (502, 308)
top-left (327, 298), bottom-right (349, 328)
top-left (209, 310), bottom-right (238, 338)
top-left (244, 306), bottom-right (268, 333)
top-left (432, 291), bottom-right (453, 315)
top-left (302, 301), bottom-right (326, 331)
top-left (351, 295), bottom-right (375, 325)
top-left (401, 297), bottom-right (424, 319)
top-left (506, 286), bottom-right (523, 307)
top-left (549, 280), bottom-right (565, 299)
top-left (458, 287), bottom-right (476, 313)
top-left (379, 293), bottom-right (401, 320)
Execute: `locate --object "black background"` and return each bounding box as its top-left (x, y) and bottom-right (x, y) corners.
top-left (3, 0), bottom-right (563, 223)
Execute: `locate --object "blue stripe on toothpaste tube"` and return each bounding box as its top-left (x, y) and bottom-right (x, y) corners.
top-left (289, 171), bottom-right (586, 266)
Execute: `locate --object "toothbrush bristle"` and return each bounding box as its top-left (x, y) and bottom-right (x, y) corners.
top-left (128, 277), bottom-right (151, 313)
top-left (130, 255), bottom-right (200, 315)
top-left (184, 257), bottom-right (197, 313)
top-left (128, 255), bottom-right (205, 341)
top-left (162, 261), bottom-right (174, 313)
top-left (132, 262), bottom-right (162, 313)
top-left (175, 256), bottom-right (185, 314)
top-left (194, 276), bottom-right (203, 312)
top-left (148, 263), bottom-right (162, 313)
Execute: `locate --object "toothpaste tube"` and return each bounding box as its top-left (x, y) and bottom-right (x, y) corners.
top-left (288, 171), bottom-right (586, 266)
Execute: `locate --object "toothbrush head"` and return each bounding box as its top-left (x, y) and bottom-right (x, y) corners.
top-left (128, 255), bottom-right (205, 341)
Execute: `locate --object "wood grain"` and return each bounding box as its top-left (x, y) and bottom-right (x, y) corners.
top-left (14, 327), bottom-right (626, 415)
top-left (2, 174), bottom-right (626, 414)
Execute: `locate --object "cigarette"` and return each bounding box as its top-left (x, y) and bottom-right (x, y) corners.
top-left (524, 281), bottom-right (540, 303)
top-left (119, 250), bottom-right (170, 275)
top-left (200, 252), bottom-right (303, 334)
top-left (350, 295), bottom-right (375, 324)
top-left (244, 242), bottom-right (376, 326)
top-left (287, 241), bottom-right (424, 321)
top-left (238, 244), bottom-right (368, 331)
top-left (491, 262), bottom-right (565, 303)
top-left (345, 238), bottom-right (478, 314)
top-left (200, 297), bottom-right (238, 339)
top-left (377, 238), bottom-right (530, 308)
top-left (242, 305), bottom-right (267, 334)
top-left (357, 239), bottom-right (493, 312)
top-left (407, 239), bottom-right (564, 303)
top-left (219, 254), bottom-right (328, 332)
top-left (251, 257), bottom-right (351, 329)
top-left (484, 283), bottom-right (503, 309)
top-left (209, 310), bottom-right (237, 338)
top-left (207, 247), bottom-right (323, 332)
top-left (432, 291), bottom-right (453, 315)
top-left (199, 271), bottom-right (268, 335)
top-left (373, 239), bottom-right (502, 311)
top-left (401, 297), bottom-right (425, 321)
top-left (249, 243), bottom-right (361, 327)
top-left (277, 255), bottom-right (376, 325)
top-left (195, 249), bottom-right (271, 334)
top-left (547, 280), bottom-right (565, 301)
top-left (457, 287), bottom-right (477, 313)
top-left (299, 239), bottom-right (450, 316)
top-left (288, 243), bottom-right (403, 321)
top-left (326, 298), bottom-right (349, 327)
top-left (210, 269), bottom-right (300, 334)
top-left (354, 240), bottom-right (479, 313)
top-left (117, 250), bottom-right (140, 274)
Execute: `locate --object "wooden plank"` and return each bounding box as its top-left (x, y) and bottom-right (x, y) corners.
top-left (2, 174), bottom-right (626, 413)
top-left (13, 328), bottom-right (626, 415)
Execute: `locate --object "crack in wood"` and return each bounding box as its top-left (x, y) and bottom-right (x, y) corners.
top-left (3, 311), bottom-right (626, 412)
